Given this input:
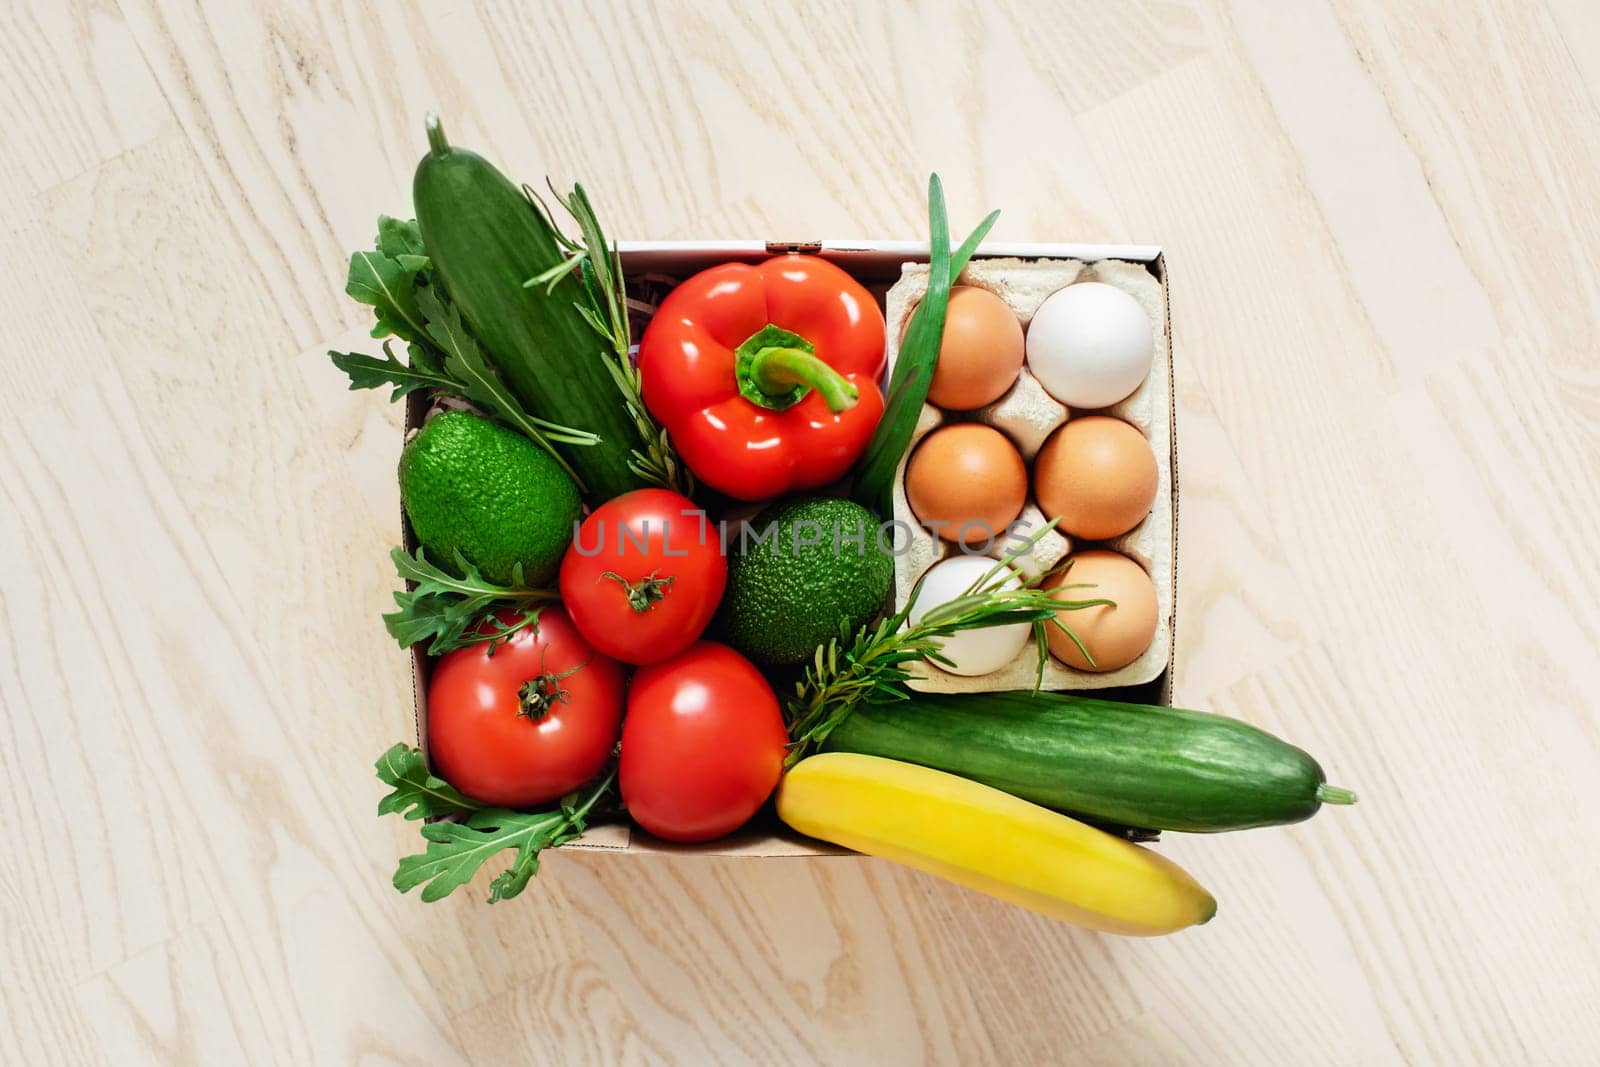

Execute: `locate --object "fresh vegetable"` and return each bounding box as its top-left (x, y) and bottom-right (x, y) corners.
top-left (383, 546), bottom-right (556, 654)
top-left (559, 488), bottom-right (727, 665)
top-left (714, 497), bottom-right (892, 665)
top-left (777, 753), bottom-right (1216, 935)
top-left (620, 642), bottom-right (789, 842)
top-left (376, 744), bottom-right (613, 903)
top-left (413, 114), bottom-right (646, 499)
top-left (427, 607), bottom-right (623, 808)
top-left (783, 526), bottom-right (1105, 761)
top-left (853, 176), bottom-right (1000, 514)
top-left (399, 410), bottom-right (580, 586)
top-left (823, 690), bottom-right (1357, 832)
top-left (637, 256), bottom-right (886, 502)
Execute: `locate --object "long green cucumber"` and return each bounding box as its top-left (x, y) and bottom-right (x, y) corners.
top-left (412, 114), bottom-right (645, 499)
top-left (823, 690), bottom-right (1355, 832)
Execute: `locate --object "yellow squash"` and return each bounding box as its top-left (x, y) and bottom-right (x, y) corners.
top-left (776, 753), bottom-right (1217, 935)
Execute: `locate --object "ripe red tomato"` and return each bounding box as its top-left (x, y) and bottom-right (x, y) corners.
top-left (559, 488), bottom-right (727, 666)
top-left (619, 641), bottom-right (790, 842)
top-left (427, 607), bottom-right (623, 808)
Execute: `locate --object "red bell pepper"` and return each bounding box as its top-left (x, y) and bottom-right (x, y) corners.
top-left (638, 256), bottom-right (886, 502)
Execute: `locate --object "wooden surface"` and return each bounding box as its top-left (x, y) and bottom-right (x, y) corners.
top-left (4, 1), bottom-right (1598, 1063)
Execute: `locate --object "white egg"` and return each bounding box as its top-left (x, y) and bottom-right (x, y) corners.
top-left (1025, 282), bottom-right (1153, 409)
top-left (907, 555), bottom-right (1031, 676)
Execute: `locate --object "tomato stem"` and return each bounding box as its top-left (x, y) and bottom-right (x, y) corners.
top-left (516, 655), bottom-right (588, 721)
top-left (601, 569), bottom-right (675, 613)
top-left (517, 679), bottom-right (558, 720)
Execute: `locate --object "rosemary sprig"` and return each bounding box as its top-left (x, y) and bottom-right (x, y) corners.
top-left (523, 182), bottom-right (693, 496)
top-left (784, 526), bottom-right (1113, 763)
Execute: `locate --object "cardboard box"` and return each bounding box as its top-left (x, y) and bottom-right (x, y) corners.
top-left (404, 240), bottom-right (1178, 857)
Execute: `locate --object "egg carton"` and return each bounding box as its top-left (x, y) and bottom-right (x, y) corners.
top-left (886, 257), bottom-right (1174, 693)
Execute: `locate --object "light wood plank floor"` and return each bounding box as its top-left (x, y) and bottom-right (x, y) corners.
top-left (4, 1), bottom-right (1597, 1063)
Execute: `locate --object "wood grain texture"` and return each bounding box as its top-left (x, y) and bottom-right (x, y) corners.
top-left (3, 0), bottom-right (1597, 1062)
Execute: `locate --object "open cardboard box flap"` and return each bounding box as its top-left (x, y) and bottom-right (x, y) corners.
top-left (404, 239), bottom-right (1178, 857)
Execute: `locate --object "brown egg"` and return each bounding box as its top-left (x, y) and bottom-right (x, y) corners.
top-left (1033, 416), bottom-right (1157, 539)
top-left (925, 286), bottom-right (1025, 410)
top-left (1045, 550), bottom-right (1158, 672)
top-left (904, 424), bottom-right (1027, 545)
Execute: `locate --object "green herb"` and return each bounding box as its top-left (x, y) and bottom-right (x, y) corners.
top-left (329, 341), bottom-right (449, 400)
top-left (523, 182), bottom-right (692, 496)
top-left (383, 546), bottom-right (556, 655)
top-left (375, 743), bottom-right (481, 820)
top-left (376, 744), bottom-right (613, 903)
top-left (330, 217), bottom-right (597, 489)
top-left (783, 526), bottom-right (1111, 764)
top-left (852, 175), bottom-right (999, 515)
top-left (376, 215), bottom-right (430, 273)
top-left (346, 228), bottom-right (430, 345)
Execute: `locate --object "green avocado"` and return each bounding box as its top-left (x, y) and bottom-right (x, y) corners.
top-left (399, 410), bottom-right (580, 585)
top-left (716, 497), bottom-right (893, 664)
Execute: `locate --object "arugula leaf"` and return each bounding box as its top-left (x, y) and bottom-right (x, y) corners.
top-left (472, 605), bottom-right (544, 655)
top-left (406, 338), bottom-right (444, 377)
top-left (329, 341), bottom-right (457, 402)
top-left (347, 247), bottom-right (430, 344)
top-left (345, 216), bottom-right (431, 343)
top-left (390, 769), bottom-right (615, 903)
top-left (383, 547), bottom-right (555, 655)
top-left (375, 744), bottom-right (480, 820)
top-left (376, 215), bottom-right (429, 273)
top-left (396, 813), bottom-right (559, 902)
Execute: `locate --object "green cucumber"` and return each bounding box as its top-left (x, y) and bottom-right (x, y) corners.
top-left (822, 690), bottom-right (1355, 833)
top-left (412, 114), bottom-right (645, 500)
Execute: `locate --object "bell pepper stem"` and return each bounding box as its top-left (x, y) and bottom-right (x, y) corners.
top-left (746, 346), bottom-right (859, 413)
